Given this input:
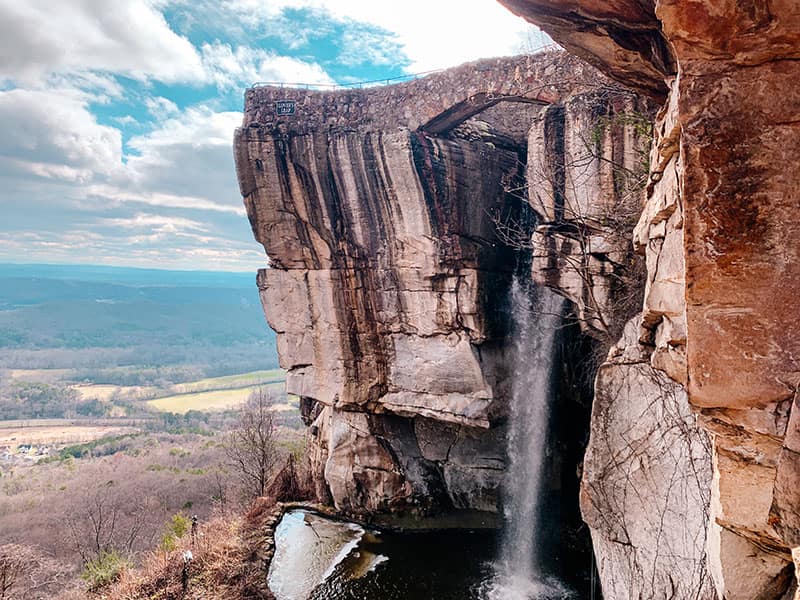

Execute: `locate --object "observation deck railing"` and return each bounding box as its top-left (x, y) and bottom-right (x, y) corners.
top-left (251, 69), bottom-right (443, 90)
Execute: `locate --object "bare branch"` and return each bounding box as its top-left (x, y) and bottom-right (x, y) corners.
top-left (225, 388), bottom-right (281, 500)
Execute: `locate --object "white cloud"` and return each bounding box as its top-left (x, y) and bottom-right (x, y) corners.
top-left (145, 96), bottom-right (180, 118)
top-left (0, 227), bottom-right (265, 271)
top-left (0, 85), bottom-right (247, 225)
top-left (46, 72), bottom-right (126, 101)
top-left (199, 42), bottom-right (335, 89)
top-left (85, 185), bottom-right (246, 216)
top-left (4, 158), bottom-right (99, 184)
top-left (337, 28), bottom-right (404, 67)
top-left (0, 0), bottom-right (549, 271)
top-left (0, 87), bottom-right (123, 182)
top-left (0, 0), bottom-right (336, 91)
top-left (74, 105), bottom-right (245, 218)
top-left (224, 0), bottom-right (541, 72)
top-left (113, 115), bottom-right (140, 127)
top-left (0, 0), bottom-right (204, 85)
top-left (126, 105), bottom-right (241, 151)
top-left (100, 213), bottom-right (209, 232)
top-left (0, 89), bottom-right (249, 273)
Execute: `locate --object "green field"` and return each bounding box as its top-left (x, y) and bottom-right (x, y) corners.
top-left (70, 368), bottom-right (285, 408)
top-left (170, 368), bottom-right (285, 394)
top-left (147, 380), bottom-right (287, 414)
top-left (71, 369), bottom-right (286, 405)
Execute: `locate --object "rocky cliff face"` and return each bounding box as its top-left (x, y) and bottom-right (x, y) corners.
top-left (235, 9), bottom-right (800, 593)
top-left (581, 317), bottom-right (715, 598)
top-left (233, 53), bottom-right (654, 525)
top-left (525, 90), bottom-right (649, 340)
top-left (503, 0), bottom-right (800, 598)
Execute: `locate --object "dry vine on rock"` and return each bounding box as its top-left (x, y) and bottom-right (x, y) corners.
top-left (490, 87), bottom-right (652, 346)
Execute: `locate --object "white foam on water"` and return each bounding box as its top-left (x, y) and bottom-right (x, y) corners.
top-left (352, 552), bottom-right (389, 579)
top-left (480, 571), bottom-right (574, 600)
top-left (319, 530), bottom-right (365, 582)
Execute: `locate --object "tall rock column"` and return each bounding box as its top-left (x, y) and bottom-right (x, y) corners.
top-left (237, 125), bottom-right (518, 514)
top-left (235, 54), bottom-right (611, 517)
top-left (657, 8), bottom-right (800, 597)
top-left (523, 66), bottom-right (715, 596)
top-left (527, 89), bottom-right (652, 340)
top-left (499, 0), bottom-right (800, 597)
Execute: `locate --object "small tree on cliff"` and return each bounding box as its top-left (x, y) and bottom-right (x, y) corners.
top-left (225, 388), bottom-right (279, 500)
top-left (490, 86), bottom-right (652, 343)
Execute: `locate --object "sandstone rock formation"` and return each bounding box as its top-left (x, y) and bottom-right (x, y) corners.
top-left (522, 75), bottom-right (717, 597)
top-left (499, 0), bottom-right (673, 98)
top-left (525, 90), bottom-right (651, 340)
top-left (582, 317), bottom-right (714, 599)
top-left (236, 56), bottom-right (540, 516)
top-left (234, 53), bottom-right (652, 529)
top-left (502, 0), bottom-right (800, 597)
top-left (235, 29), bottom-right (800, 596)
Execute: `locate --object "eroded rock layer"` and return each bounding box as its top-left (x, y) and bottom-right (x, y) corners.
top-left (242, 126), bottom-right (517, 514)
top-left (504, 0), bottom-right (800, 597)
top-left (582, 317), bottom-right (714, 598)
top-left (526, 90), bottom-right (651, 340)
top-left (235, 53), bottom-right (648, 520)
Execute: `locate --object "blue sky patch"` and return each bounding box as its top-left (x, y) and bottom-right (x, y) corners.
top-left (0, 0), bottom-right (543, 271)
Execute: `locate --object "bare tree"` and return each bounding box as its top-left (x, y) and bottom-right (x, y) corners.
top-left (490, 87), bottom-right (652, 344)
top-left (0, 546), bottom-right (24, 600)
top-left (0, 544), bottom-right (68, 600)
top-left (225, 389), bottom-right (280, 500)
top-left (63, 479), bottom-right (152, 564)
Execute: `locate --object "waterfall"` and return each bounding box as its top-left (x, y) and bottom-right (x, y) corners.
top-left (483, 279), bottom-right (569, 600)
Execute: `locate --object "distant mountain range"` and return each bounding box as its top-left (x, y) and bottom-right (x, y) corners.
top-left (0, 263), bottom-right (278, 374)
top-left (0, 263), bottom-right (257, 287)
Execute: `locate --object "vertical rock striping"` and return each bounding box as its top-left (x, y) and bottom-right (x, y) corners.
top-left (233, 0), bottom-right (800, 596)
top-left (234, 42), bottom-right (722, 598)
top-left (503, 0), bottom-right (800, 597)
top-left (234, 53), bottom-right (656, 525)
top-left (240, 124), bottom-right (519, 514)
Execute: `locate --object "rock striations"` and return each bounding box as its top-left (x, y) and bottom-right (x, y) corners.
top-left (234, 10), bottom-right (800, 592)
top-left (234, 52), bottom-right (660, 525)
top-left (504, 0), bottom-right (800, 598)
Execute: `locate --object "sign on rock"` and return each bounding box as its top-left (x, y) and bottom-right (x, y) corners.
top-left (275, 100), bottom-right (296, 116)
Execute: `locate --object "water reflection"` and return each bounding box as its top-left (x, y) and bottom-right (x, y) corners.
top-left (268, 510), bottom-right (496, 600)
top-left (268, 511), bottom-right (366, 600)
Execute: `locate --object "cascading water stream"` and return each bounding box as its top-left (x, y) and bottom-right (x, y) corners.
top-left (483, 279), bottom-right (569, 600)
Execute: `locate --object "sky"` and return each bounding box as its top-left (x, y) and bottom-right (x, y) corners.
top-left (0, 0), bottom-right (550, 272)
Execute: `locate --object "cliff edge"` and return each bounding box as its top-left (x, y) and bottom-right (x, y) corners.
top-left (502, 1), bottom-right (800, 598)
top-left (234, 43), bottom-right (719, 596)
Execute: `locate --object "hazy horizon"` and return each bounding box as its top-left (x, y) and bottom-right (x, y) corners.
top-left (0, 260), bottom-right (259, 275)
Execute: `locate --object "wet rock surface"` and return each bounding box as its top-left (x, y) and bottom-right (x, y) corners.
top-left (508, 0), bottom-right (800, 597)
top-left (235, 53), bottom-right (642, 519)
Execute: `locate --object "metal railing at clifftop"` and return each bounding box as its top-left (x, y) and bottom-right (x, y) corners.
top-left (251, 69), bottom-right (443, 90)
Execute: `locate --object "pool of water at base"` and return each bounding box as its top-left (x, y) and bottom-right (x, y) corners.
top-left (268, 509), bottom-right (498, 600)
top-left (267, 510), bottom-right (579, 600)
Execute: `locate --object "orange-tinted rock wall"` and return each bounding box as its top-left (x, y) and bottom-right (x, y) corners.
top-left (502, 0), bottom-right (800, 597)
